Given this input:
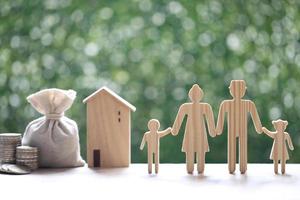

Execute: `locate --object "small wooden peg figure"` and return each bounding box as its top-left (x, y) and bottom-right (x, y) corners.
top-left (140, 119), bottom-right (171, 174)
top-left (262, 119), bottom-right (294, 174)
top-left (171, 84), bottom-right (216, 174)
top-left (216, 80), bottom-right (262, 174)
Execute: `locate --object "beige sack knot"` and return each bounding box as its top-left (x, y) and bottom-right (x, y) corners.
top-left (45, 113), bottom-right (64, 120)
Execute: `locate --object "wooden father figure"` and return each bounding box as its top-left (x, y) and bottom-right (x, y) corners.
top-left (216, 80), bottom-right (263, 174)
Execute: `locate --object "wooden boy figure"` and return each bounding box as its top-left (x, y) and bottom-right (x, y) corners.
top-left (216, 80), bottom-right (263, 174)
top-left (140, 119), bottom-right (171, 174)
top-left (262, 119), bottom-right (294, 174)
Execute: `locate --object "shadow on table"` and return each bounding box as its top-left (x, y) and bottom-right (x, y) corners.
top-left (86, 167), bottom-right (129, 176)
top-left (32, 167), bottom-right (82, 175)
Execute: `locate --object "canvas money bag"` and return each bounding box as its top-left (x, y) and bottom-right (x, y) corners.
top-left (22, 88), bottom-right (85, 167)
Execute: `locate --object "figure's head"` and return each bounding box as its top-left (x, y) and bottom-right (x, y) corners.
top-left (229, 80), bottom-right (247, 98)
top-left (188, 84), bottom-right (204, 103)
top-left (272, 119), bottom-right (288, 132)
top-left (148, 119), bottom-right (160, 131)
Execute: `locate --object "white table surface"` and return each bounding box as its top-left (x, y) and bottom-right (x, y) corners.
top-left (0, 164), bottom-right (299, 200)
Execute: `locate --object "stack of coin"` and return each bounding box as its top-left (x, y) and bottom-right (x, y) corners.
top-left (16, 146), bottom-right (38, 170)
top-left (0, 133), bottom-right (22, 164)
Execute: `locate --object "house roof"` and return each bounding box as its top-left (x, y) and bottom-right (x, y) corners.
top-left (83, 86), bottom-right (136, 112)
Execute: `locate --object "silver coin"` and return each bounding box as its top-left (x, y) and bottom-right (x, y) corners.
top-left (16, 161), bottom-right (38, 164)
top-left (16, 157), bottom-right (38, 160)
top-left (17, 163), bottom-right (38, 166)
top-left (0, 150), bottom-right (16, 152)
top-left (0, 134), bottom-right (22, 141)
top-left (0, 164), bottom-right (31, 174)
top-left (0, 164), bottom-right (9, 171)
top-left (0, 149), bottom-right (16, 151)
top-left (0, 133), bottom-right (21, 137)
top-left (17, 151), bottom-right (38, 154)
top-left (17, 152), bottom-right (38, 155)
top-left (0, 138), bottom-right (21, 141)
top-left (17, 146), bottom-right (37, 151)
top-left (0, 152), bottom-right (15, 155)
top-left (0, 154), bottom-right (15, 157)
top-left (17, 161), bottom-right (38, 164)
top-left (16, 158), bottom-right (38, 161)
top-left (17, 152), bottom-right (38, 154)
top-left (17, 153), bottom-right (38, 155)
top-left (0, 148), bottom-right (16, 151)
top-left (0, 155), bottom-right (15, 158)
top-left (0, 144), bottom-right (18, 146)
top-left (0, 140), bottom-right (21, 144)
top-left (0, 144), bottom-right (18, 147)
top-left (0, 141), bottom-right (21, 144)
top-left (0, 156), bottom-right (15, 159)
top-left (17, 153), bottom-right (38, 156)
top-left (0, 153), bottom-right (15, 155)
top-left (0, 154), bottom-right (16, 156)
top-left (16, 154), bottom-right (38, 157)
top-left (0, 160), bottom-right (15, 162)
top-left (17, 160), bottom-right (38, 164)
top-left (17, 152), bottom-right (37, 154)
top-left (16, 162), bottom-right (38, 170)
top-left (0, 150), bottom-right (16, 153)
top-left (0, 156), bottom-right (14, 158)
top-left (17, 151), bottom-right (37, 153)
top-left (17, 156), bottom-right (38, 160)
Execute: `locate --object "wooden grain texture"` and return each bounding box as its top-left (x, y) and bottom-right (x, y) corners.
top-left (171, 84), bottom-right (216, 174)
top-left (216, 80), bottom-right (262, 174)
top-left (140, 119), bottom-right (171, 174)
top-left (84, 87), bottom-right (136, 168)
top-left (262, 119), bottom-right (294, 174)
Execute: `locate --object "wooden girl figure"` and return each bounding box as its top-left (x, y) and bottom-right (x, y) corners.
top-left (262, 119), bottom-right (294, 174)
top-left (140, 119), bottom-right (171, 174)
top-left (171, 84), bottom-right (216, 174)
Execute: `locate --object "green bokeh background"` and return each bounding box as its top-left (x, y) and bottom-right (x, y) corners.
top-left (0, 0), bottom-right (299, 163)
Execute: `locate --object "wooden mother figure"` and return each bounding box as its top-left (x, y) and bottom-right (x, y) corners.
top-left (171, 84), bottom-right (216, 174)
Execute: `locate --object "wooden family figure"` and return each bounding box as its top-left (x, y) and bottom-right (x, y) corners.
top-left (140, 80), bottom-right (295, 175)
top-left (140, 119), bottom-right (171, 174)
top-left (262, 120), bottom-right (294, 174)
top-left (216, 80), bottom-right (263, 174)
top-left (171, 84), bottom-right (216, 174)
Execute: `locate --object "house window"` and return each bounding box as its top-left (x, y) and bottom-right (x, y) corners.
top-left (118, 111), bottom-right (121, 122)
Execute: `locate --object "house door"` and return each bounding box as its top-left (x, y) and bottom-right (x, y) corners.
top-left (93, 149), bottom-right (100, 167)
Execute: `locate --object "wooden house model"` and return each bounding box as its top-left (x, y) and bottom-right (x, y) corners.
top-left (83, 86), bottom-right (136, 168)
